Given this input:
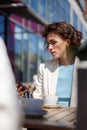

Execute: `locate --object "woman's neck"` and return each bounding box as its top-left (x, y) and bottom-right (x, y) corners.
top-left (59, 58), bottom-right (75, 66)
top-left (59, 52), bottom-right (75, 66)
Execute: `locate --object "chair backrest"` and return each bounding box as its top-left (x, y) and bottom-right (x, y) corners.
top-left (76, 68), bottom-right (87, 130)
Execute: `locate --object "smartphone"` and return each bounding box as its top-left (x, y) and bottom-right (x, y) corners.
top-left (17, 81), bottom-right (26, 91)
top-left (17, 81), bottom-right (33, 98)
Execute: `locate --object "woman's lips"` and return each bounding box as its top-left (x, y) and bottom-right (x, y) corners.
top-left (51, 52), bottom-right (56, 56)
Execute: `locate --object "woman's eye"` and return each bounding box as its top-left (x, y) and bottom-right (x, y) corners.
top-left (46, 41), bottom-right (57, 48)
top-left (51, 41), bottom-right (56, 44)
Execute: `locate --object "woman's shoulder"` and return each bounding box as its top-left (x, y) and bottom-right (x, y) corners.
top-left (39, 59), bottom-right (59, 71)
top-left (45, 59), bottom-right (55, 64)
top-left (40, 59), bottom-right (57, 66)
top-left (46, 59), bottom-right (58, 65)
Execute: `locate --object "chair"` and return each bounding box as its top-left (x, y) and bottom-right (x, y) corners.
top-left (76, 68), bottom-right (87, 130)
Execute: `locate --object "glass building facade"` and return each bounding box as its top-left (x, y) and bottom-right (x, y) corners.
top-left (0, 0), bottom-right (87, 83)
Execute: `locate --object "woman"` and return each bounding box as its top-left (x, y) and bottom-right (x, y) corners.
top-left (17, 21), bottom-right (82, 107)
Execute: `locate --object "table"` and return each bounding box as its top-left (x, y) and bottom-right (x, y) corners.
top-left (22, 106), bottom-right (76, 130)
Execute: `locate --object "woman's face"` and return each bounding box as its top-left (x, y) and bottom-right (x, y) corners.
top-left (46, 32), bottom-right (69, 59)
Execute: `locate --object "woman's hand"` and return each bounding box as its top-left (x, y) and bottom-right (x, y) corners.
top-left (16, 82), bottom-right (33, 98)
top-left (16, 83), bottom-right (28, 97)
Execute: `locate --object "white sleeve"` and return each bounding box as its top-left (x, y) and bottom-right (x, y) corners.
top-left (0, 38), bottom-right (21, 130)
top-left (33, 63), bottom-right (44, 99)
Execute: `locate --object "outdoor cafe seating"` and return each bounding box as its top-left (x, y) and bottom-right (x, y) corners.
top-left (21, 44), bottom-right (87, 130)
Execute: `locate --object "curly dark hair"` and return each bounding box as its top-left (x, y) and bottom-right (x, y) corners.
top-left (43, 21), bottom-right (83, 49)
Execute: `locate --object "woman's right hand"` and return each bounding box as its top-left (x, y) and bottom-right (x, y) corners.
top-left (16, 83), bottom-right (28, 97)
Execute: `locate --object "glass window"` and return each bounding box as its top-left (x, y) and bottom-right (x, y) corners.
top-left (60, 0), bottom-right (70, 22)
top-left (84, 29), bottom-right (87, 40)
top-left (25, 0), bottom-right (29, 5)
top-left (14, 26), bottom-right (30, 82)
top-left (0, 15), bottom-right (5, 39)
top-left (73, 11), bottom-right (78, 29)
top-left (29, 0), bottom-right (38, 12)
top-left (7, 20), bottom-right (38, 82)
top-left (28, 34), bottom-right (38, 81)
top-left (79, 22), bottom-right (83, 33)
top-left (45, 0), bottom-right (49, 22)
top-left (49, 1), bottom-right (54, 23)
top-left (57, 2), bottom-right (62, 22)
top-left (38, 37), bottom-right (45, 63)
top-left (14, 25), bottom-right (23, 81)
top-left (22, 32), bottom-right (29, 81)
top-left (38, 0), bottom-right (46, 19)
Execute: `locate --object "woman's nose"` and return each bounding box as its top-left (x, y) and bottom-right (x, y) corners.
top-left (48, 44), bottom-right (53, 50)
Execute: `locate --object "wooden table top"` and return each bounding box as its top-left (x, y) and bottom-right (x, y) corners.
top-left (22, 106), bottom-right (77, 130)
